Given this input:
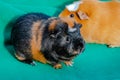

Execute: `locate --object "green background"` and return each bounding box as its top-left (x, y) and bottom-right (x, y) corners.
top-left (0, 0), bottom-right (120, 80)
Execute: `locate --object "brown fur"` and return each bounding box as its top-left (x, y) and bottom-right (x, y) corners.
top-left (31, 21), bottom-right (47, 63)
top-left (61, 18), bottom-right (75, 28)
top-left (49, 20), bottom-right (58, 31)
top-left (48, 18), bottom-right (75, 29)
top-left (30, 18), bottom-right (76, 64)
top-left (59, 0), bottom-right (120, 47)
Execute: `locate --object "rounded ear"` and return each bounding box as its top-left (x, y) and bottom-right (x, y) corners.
top-left (77, 11), bottom-right (89, 20)
top-left (74, 22), bottom-right (82, 29)
top-left (56, 22), bottom-right (68, 32)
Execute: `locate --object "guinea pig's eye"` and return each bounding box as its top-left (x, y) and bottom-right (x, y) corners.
top-left (70, 14), bottom-right (74, 18)
top-left (57, 35), bottom-right (62, 40)
top-left (66, 36), bottom-right (71, 43)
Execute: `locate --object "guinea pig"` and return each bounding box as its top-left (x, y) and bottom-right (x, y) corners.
top-left (11, 13), bottom-right (85, 69)
top-left (59, 0), bottom-right (120, 48)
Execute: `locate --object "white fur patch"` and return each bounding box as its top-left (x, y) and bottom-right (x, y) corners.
top-left (69, 27), bottom-right (77, 32)
top-left (66, 1), bottom-right (83, 11)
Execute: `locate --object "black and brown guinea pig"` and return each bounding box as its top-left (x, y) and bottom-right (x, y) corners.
top-left (11, 13), bottom-right (85, 69)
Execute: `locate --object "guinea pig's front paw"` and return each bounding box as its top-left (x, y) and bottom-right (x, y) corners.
top-left (53, 64), bottom-right (62, 69)
top-left (64, 61), bottom-right (74, 66)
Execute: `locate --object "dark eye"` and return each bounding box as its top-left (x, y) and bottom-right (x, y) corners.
top-left (66, 36), bottom-right (71, 43)
top-left (57, 35), bottom-right (62, 39)
top-left (70, 14), bottom-right (74, 18)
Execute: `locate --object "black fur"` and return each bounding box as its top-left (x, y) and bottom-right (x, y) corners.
top-left (54, 23), bottom-right (85, 61)
top-left (41, 20), bottom-right (72, 65)
top-left (11, 13), bottom-right (50, 64)
top-left (69, 23), bottom-right (85, 54)
top-left (11, 13), bottom-right (85, 67)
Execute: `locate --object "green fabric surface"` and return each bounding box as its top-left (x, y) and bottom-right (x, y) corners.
top-left (0, 0), bottom-right (120, 80)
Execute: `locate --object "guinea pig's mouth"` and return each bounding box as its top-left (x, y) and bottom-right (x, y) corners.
top-left (58, 56), bottom-right (72, 61)
top-left (58, 52), bottom-right (79, 61)
top-left (73, 47), bottom-right (85, 55)
top-left (56, 46), bottom-right (85, 61)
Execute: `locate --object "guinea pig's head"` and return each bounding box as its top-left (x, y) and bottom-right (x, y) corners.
top-left (48, 19), bottom-right (71, 49)
top-left (59, 9), bottom-right (89, 24)
top-left (68, 23), bottom-right (85, 57)
top-left (41, 17), bottom-right (72, 54)
top-left (48, 17), bottom-right (85, 60)
top-left (59, 1), bottom-right (89, 23)
top-left (41, 17), bottom-right (85, 61)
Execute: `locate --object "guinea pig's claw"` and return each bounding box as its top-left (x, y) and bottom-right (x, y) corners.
top-left (64, 61), bottom-right (74, 66)
top-left (54, 64), bottom-right (62, 69)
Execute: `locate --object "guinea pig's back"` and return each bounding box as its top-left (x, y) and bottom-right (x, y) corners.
top-left (83, 1), bottom-right (120, 46)
top-left (59, 1), bottom-right (120, 47)
top-left (11, 13), bottom-right (50, 62)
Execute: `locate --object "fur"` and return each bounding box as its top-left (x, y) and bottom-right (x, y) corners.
top-left (11, 13), bottom-right (85, 68)
top-left (59, 0), bottom-right (120, 47)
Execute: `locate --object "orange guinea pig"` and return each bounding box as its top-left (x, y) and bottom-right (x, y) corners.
top-left (59, 0), bottom-right (120, 47)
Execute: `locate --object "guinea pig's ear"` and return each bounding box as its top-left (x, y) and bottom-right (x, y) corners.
top-left (77, 11), bottom-right (89, 20)
top-left (61, 22), bottom-right (69, 32)
top-left (56, 22), bottom-right (68, 32)
top-left (74, 23), bottom-right (82, 29)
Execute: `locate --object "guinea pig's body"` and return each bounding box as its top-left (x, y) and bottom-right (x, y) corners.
top-left (11, 13), bottom-right (85, 68)
top-left (11, 13), bottom-right (49, 65)
top-left (59, 0), bottom-right (120, 47)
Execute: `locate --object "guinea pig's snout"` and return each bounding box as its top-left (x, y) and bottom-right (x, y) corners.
top-left (73, 39), bottom-right (85, 55)
top-left (79, 41), bottom-right (85, 52)
top-left (80, 40), bottom-right (85, 48)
